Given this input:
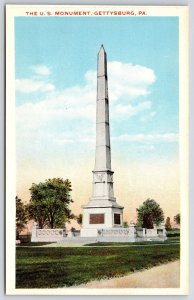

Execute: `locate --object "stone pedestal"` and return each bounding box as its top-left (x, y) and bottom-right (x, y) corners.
top-left (31, 222), bottom-right (38, 242)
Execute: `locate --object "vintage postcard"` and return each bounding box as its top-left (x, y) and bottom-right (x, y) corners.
top-left (6, 5), bottom-right (189, 295)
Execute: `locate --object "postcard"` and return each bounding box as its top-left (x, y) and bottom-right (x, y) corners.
top-left (6, 5), bottom-right (189, 295)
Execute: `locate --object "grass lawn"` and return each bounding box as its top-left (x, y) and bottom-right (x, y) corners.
top-left (85, 236), bottom-right (180, 247)
top-left (17, 242), bottom-right (54, 247)
top-left (166, 229), bottom-right (180, 237)
top-left (16, 243), bottom-right (180, 288)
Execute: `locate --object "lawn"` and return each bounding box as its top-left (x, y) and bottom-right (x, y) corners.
top-left (17, 242), bottom-right (54, 247)
top-left (16, 243), bottom-right (180, 288)
top-left (85, 236), bottom-right (180, 247)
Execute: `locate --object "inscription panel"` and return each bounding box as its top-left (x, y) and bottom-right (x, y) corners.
top-left (90, 213), bottom-right (105, 224)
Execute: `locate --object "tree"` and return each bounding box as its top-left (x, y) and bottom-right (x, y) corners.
top-left (27, 178), bottom-right (73, 229)
top-left (76, 213), bottom-right (83, 226)
top-left (165, 217), bottom-right (171, 230)
top-left (16, 196), bottom-right (28, 239)
top-left (136, 198), bottom-right (164, 229)
top-left (26, 200), bottom-right (48, 229)
top-left (174, 213), bottom-right (180, 225)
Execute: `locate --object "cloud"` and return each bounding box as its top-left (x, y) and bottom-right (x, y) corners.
top-left (16, 60), bottom-right (158, 152)
top-left (140, 111), bottom-right (156, 123)
top-left (54, 136), bottom-right (95, 146)
top-left (108, 61), bottom-right (156, 101)
top-left (114, 101), bottom-right (152, 119)
top-left (139, 144), bottom-right (155, 151)
top-left (85, 61), bottom-right (156, 102)
top-left (112, 133), bottom-right (178, 144)
top-left (15, 79), bottom-right (55, 93)
top-left (31, 65), bottom-right (51, 76)
top-left (54, 132), bottom-right (178, 147)
top-left (15, 65), bottom-right (54, 93)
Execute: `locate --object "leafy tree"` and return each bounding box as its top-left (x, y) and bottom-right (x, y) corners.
top-left (16, 196), bottom-right (28, 239)
top-left (136, 198), bottom-right (164, 229)
top-left (174, 213), bottom-right (180, 225)
top-left (165, 217), bottom-right (171, 230)
top-left (76, 213), bottom-right (83, 226)
top-left (26, 200), bottom-right (48, 229)
top-left (27, 178), bottom-right (73, 229)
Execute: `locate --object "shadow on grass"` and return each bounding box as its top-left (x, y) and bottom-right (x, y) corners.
top-left (16, 243), bottom-right (180, 288)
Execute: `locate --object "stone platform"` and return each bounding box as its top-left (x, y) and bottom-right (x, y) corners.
top-left (57, 235), bottom-right (166, 245)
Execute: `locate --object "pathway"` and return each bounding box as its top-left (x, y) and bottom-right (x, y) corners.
top-left (76, 260), bottom-right (180, 288)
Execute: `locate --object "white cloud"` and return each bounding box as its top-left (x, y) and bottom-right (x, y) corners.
top-left (50, 131), bottom-right (178, 148)
top-left (85, 61), bottom-right (156, 102)
top-left (16, 60), bottom-right (157, 149)
top-left (54, 136), bottom-right (95, 146)
top-left (112, 133), bottom-right (178, 143)
top-left (16, 79), bottom-right (55, 93)
top-left (109, 61), bottom-right (156, 86)
top-left (31, 65), bottom-right (51, 76)
top-left (108, 61), bottom-right (156, 101)
top-left (139, 145), bottom-right (155, 151)
top-left (140, 111), bottom-right (156, 122)
top-left (54, 138), bottom-right (75, 145)
top-left (114, 101), bottom-right (152, 118)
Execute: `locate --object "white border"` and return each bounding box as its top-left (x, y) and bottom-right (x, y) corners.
top-left (6, 5), bottom-right (189, 296)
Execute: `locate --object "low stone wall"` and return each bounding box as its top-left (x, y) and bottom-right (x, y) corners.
top-left (136, 228), bottom-right (146, 237)
top-left (99, 227), bottom-right (135, 237)
top-left (145, 228), bottom-right (158, 237)
top-left (31, 223), bottom-right (166, 243)
top-left (31, 226), bottom-right (67, 242)
top-left (136, 226), bottom-right (166, 239)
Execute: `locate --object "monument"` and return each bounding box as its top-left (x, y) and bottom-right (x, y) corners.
top-left (30, 46), bottom-right (166, 243)
top-left (81, 45), bottom-right (124, 237)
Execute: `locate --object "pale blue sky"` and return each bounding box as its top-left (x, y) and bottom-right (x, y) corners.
top-left (15, 16), bottom-right (179, 163)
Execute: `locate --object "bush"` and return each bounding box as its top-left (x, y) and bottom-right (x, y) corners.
top-left (18, 234), bottom-right (31, 244)
top-left (166, 232), bottom-right (180, 237)
top-left (166, 229), bottom-right (180, 237)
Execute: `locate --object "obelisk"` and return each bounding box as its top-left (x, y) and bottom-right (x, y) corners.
top-left (92, 45), bottom-right (115, 201)
top-left (81, 46), bottom-right (124, 237)
top-left (95, 45), bottom-right (111, 172)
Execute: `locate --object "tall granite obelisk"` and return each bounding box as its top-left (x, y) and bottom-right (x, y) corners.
top-left (81, 46), bottom-right (124, 237)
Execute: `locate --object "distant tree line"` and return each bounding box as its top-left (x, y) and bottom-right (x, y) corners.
top-left (16, 179), bottom-right (181, 236)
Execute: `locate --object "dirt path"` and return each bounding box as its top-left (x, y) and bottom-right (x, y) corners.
top-left (77, 260), bottom-right (180, 288)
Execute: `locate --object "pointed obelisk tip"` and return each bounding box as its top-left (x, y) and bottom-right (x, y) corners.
top-left (99, 44), bottom-right (105, 52)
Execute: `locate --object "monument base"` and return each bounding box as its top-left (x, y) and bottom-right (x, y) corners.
top-left (80, 225), bottom-right (136, 239)
top-left (81, 200), bottom-right (124, 237)
top-left (80, 228), bottom-right (98, 237)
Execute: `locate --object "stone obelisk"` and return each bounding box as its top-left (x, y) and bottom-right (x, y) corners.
top-left (95, 45), bottom-right (111, 173)
top-left (81, 46), bottom-right (123, 237)
top-left (93, 45), bottom-right (115, 201)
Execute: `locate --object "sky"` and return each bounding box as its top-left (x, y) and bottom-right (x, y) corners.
top-left (15, 16), bottom-right (180, 227)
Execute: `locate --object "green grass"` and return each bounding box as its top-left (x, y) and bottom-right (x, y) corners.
top-left (85, 236), bottom-right (180, 247)
top-left (17, 242), bottom-right (54, 247)
top-left (166, 229), bottom-right (180, 238)
top-left (16, 243), bottom-right (180, 288)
